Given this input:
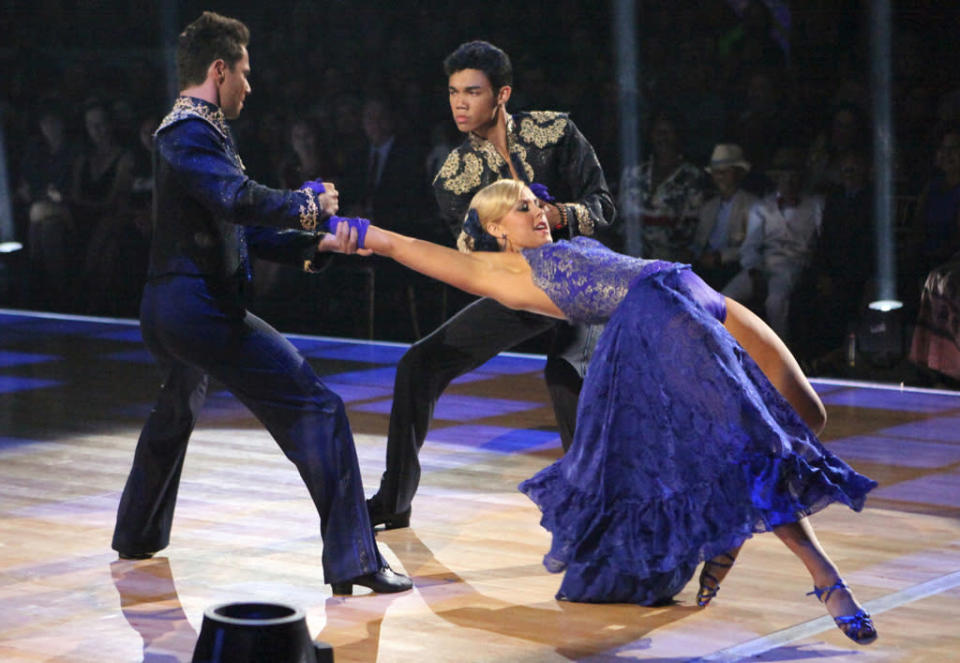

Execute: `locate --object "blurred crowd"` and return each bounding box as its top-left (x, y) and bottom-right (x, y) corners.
top-left (3, 0), bottom-right (960, 381)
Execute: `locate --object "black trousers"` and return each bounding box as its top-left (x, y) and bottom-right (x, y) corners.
top-left (376, 297), bottom-right (592, 514)
top-left (112, 275), bottom-right (381, 583)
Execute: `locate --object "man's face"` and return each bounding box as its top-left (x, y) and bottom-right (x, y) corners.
top-left (709, 166), bottom-right (742, 198)
top-left (219, 46), bottom-right (251, 120)
top-left (774, 170), bottom-right (802, 199)
top-left (362, 101), bottom-right (394, 146)
top-left (448, 68), bottom-right (498, 134)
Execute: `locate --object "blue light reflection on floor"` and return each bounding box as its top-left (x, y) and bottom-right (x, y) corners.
top-left (321, 366), bottom-right (398, 386)
top-left (301, 343), bottom-right (409, 364)
top-left (0, 350), bottom-right (59, 367)
top-left (93, 328), bottom-right (144, 343)
top-left (104, 349), bottom-right (155, 363)
top-left (869, 416), bottom-right (960, 442)
top-left (0, 436), bottom-right (45, 450)
top-left (427, 424), bottom-right (559, 452)
top-left (872, 470), bottom-right (960, 508)
top-left (826, 435), bottom-right (960, 469)
top-left (819, 388), bottom-right (960, 413)
top-left (355, 393), bottom-right (542, 420)
top-left (321, 381), bottom-right (393, 403)
top-left (0, 376), bottom-right (63, 394)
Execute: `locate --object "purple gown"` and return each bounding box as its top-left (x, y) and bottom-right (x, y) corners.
top-left (518, 237), bottom-right (876, 605)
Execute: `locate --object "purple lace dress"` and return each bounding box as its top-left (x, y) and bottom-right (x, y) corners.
top-left (518, 237), bottom-right (876, 605)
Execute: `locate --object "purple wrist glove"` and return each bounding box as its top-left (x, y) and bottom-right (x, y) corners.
top-left (327, 216), bottom-right (370, 249)
top-left (529, 182), bottom-right (555, 203)
top-left (300, 179), bottom-right (326, 195)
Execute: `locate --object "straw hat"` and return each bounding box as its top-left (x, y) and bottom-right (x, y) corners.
top-left (706, 143), bottom-right (751, 173)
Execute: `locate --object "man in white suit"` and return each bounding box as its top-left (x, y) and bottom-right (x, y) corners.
top-left (691, 144), bottom-right (758, 290)
top-left (722, 147), bottom-right (823, 341)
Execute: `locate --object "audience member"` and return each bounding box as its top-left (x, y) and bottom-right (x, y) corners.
top-left (17, 107), bottom-right (78, 309)
top-left (69, 102), bottom-right (135, 245)
top-left (726, 67), bottom-right (796, 183)
top-left (906, 124), bottom-right (960, 295)
top-left (722, 147), bottom-right (823, 341)
top-left (806, 104), bottom-right (869, 194)
top-left (691, 143), bottom-right (758, 291)
top-left (790, 150), bottom-right (875, 367)
top-left (618, 110), bottom-right (705, 261)
top-left (343, 98), bottom-right (428, 233)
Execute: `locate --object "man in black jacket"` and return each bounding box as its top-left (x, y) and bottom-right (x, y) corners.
top-left (111, 11), bottom-right (410, 596)
top-left (367, 40), bottom-right (615, 529)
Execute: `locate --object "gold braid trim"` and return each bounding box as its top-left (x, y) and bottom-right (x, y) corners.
top-left (568, 203), bottom-right (595, 236)
top-left (518, 112), bottom-right (568, 149)
top-left (438, 152), bottom-right (484, 195)
top-left (158, 96), bottom-right (230, 139)
top-left (509, 143), bottom-right (535, 181)
top-left (297, 187), bottom-right (320, 231)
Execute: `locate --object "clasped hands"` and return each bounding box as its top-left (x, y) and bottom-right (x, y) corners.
top-left (301, 179), bottom-right (371, 255)
top-left (318, 216), bottom-right (372, 255)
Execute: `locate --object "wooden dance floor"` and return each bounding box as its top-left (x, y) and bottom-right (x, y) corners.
top-left (1, 309), bottom-right (959, 662)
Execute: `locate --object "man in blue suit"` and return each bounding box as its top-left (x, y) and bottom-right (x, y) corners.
top-left (111, 11), bottom-right (410, 596)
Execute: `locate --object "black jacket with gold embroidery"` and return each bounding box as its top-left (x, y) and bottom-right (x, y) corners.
top-left (433, 111), bottom-right (615, 240)
top-left (149, 96), bottom-right (327, 281)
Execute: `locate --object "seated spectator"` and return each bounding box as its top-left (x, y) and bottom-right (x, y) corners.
top-left (342, 97), bottom-right (428, 232)
top-left (909, 256), bottom-right (960, 384)
top-left (619, 110), bottom-right (705, 260)
top-left (70, 102), bottom-right (135, 313)
top-left (790, 150), bottom-right (875, 368)
top-left (722, 147), bottom-right (823, 341)
top-left (341, 97), bottom-right (431, 340)
top-left (806, 104), bottom-right (869, 194)
top-left (17, 107), bottom-right (78, 309)
top-left (277, 117), bottom-right (333, 189)
top-left (905, 124), bottom-right (960, 302)
top-left (690, 143), bottom-right (758, 290)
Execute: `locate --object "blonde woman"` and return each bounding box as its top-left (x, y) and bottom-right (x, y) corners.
top-left (339, 179), bottom-right (876, 644)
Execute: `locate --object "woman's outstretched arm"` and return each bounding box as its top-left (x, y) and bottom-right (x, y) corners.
top-left (723, 298), bottom-right (827, 433)
top-left (362, 225), bottom-right (565, 318)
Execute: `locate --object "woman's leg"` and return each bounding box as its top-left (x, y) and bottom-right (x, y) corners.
top-left (773, 518), bottom-right (876, 643)
top-left (722, 297), bottom-right (827, 434)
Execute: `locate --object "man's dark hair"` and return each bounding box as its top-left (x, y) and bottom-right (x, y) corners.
top-left (443, 40), bottom-right (513, 91)
top-left (177, 11), bottom-right (250, 88)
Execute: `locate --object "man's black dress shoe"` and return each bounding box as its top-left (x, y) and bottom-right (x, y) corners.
top-left (366, 495), bottom-right (411, 530)
top-left (117, 551), bottom-right (155, 560)
top-left (330, 564), bottom-right (413, 595)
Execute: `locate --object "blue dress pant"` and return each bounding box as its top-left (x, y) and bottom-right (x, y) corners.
top-left (112, 275), bottom-right (380, 583)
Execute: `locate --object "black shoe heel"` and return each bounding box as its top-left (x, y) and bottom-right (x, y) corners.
top-left (381, 508), bottom-right (411, 530)
top-left (329, 564), bottom-right (413, 596)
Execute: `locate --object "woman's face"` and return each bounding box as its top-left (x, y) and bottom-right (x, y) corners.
top-left (650, 119), bottom-right (678, 157)
top-left (84, 108), bottom-right (112, 147)
top-left (487, 187), bottom-right (552, 252)
top-left (936, 132), bottom-right (960, 175)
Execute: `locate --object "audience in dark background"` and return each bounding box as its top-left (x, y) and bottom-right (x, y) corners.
top-left (3, 0), bottom-right (960, 384)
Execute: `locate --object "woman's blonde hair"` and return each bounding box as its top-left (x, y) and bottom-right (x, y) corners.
top-left (456, 179), bottom-right (527, 253)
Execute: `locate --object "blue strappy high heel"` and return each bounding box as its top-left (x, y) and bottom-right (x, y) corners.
top-left (696, 551), bottom-right (738, 608)
top-left (808, 580), bottom-right (878, 645)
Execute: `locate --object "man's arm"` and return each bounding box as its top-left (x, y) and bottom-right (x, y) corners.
top-left (157, 119), bottom-right (334, 231)
top-left (432, 148), bottom-right (479, 241)
top-left (554, 118), bottom-right (616, 238)
top-left (739, 203), bottom-right (764, 271)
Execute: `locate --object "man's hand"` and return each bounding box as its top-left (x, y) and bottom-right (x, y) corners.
top-left (544, 202), bottom-right (564, 229)
top-left (317, 181), bottom-right (339, 218)
top-left (318, 218), bottom-right (359, 254)
top-left (301, 180), bottom-right (339, 218)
